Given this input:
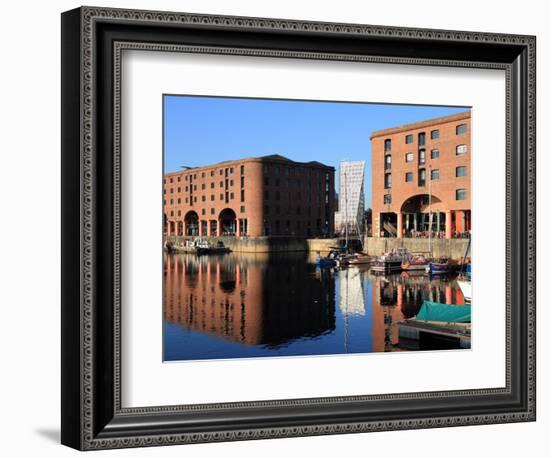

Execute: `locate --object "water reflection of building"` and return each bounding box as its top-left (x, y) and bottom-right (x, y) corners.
top-left (338, 269), bottom-right (365, 316)
top-left (370, 273), bottom-right (465, 352)
top-left (164, 253), bottom-right (336, 347)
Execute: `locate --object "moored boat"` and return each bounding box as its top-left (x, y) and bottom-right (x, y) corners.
top-left (416, 300), bottom-right (471, 323)
top-left (370, 248), bottom-right (412, 273)
top-left (401, 255), bottom-right (428, 271)
top-left (193, 239), bottom-right (231, 255)
top-left (315, 250), bottom-right (339, 268)
top-left (457, 279), bottom-right (472, 302)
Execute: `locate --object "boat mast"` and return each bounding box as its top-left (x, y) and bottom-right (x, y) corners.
top-left (344, 169), bottom-right (348, 252)
top-left (428, 164), bottom-right (432, 256)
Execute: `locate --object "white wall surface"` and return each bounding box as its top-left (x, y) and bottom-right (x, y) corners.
top-left (0, 0), bottom-right (546, 456)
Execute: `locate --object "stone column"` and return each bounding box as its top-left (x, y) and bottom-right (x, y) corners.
top-left (445, 211), bottom-right (453, 239)
top-left (396, 212), bottom-right (403, 239)
top-left (207, 220), bottom-right (212, 237)
top-left (236, 218), bottom-right (241, 237)
top-left (413, 213), bottom-right (418, 232)
top-left (166, 221), bottom-right (171, 237)
top-left (436, 212), bottom-right (441, 234)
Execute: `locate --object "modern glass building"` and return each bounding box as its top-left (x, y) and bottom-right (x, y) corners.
top-left (334, 160), bottom-right (366, 236)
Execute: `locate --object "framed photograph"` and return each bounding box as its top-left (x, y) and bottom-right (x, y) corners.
top-left (61, 6), bottom-right (536, 450)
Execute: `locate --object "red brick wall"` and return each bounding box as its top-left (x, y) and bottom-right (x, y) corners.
top-left (163, 156), bottom-right (335, 237)
top-left (371, 111), bottom-right (471, 236)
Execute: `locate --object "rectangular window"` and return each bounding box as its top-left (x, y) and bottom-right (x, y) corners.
top-left (230, 179), bottom-right (234, 186)
top-left (384, 154), bottom-right (391, 170)
top-left (456, 144), bottom-right (467, 155)
top-left (177, 198), bottom-right (180, 204)
top-left (240, 189), bottom-right (245, 202)
top-left (264, 177), bottom-right (269, 186)
top-left (418, 168), bottom-right (426, 187)
top-left (230, 192), bottom-right (234, 200)
top-left (211, 208), bottom-right (215, 215)
top-left (456, 124), bottom-right (467, 135)
top-left (431, 129), bottom-right (439, 139)
top-left (418, 132), bottom-right (426, 146)
top-left (456, 188), bottom-right (467, 200)
top-left (456, 166), bottom-right (467, 177)
top-left (384, 173), bottom-right (392, 189)
top-left (202, 196), bottom-right (206, 202)
top-left (431, 169), bottom-right (439, 180)
top-left (211, 182), bottom-right (214, 189)
top-left (210, 195), bottom-right (214, 201)
top-left (405, 152), bottom-right (414, 162)
top-left (240, 206), bottom-right (245, 213)
top-left (431, 149), bottom-right (440, 159)
top-left (264, 190), bottom-right (269, 200)
top-left (220, 194), bottom-right (223, 200)
top-left (240, 176), bottom-right (244, 188)
top-left (201, 172), bottom-right (205, 178)
top-left (405, 172), bottom-right (413, 182)
top-left (201, 208), bottom-right (205, 215)
top-left (275, 191), bottom-right (280, 200)
top-left (240, 165), bottom-right (244, 175)
top-left (201, 184), bottom-right (205, 190)
top-left (419, 150), bottom-right (426, 165)
top-left (384, 139), bottom-right (391, 152)
top-left (405, 134), bottom-right (413, 144)
top-left (210, 170), bottom-right (214, 177)
top-left (383, 194), bottom-right (392, 204)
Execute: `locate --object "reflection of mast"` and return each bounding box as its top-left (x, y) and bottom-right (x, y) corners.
top-left (343, 269), bottom-right (349, 352)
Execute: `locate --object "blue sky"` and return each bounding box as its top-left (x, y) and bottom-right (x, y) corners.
top-left (164, 95), bottom-right (468, 207)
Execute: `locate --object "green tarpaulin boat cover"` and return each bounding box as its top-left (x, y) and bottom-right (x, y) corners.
top-left (416, 301), bottom-right (471, 323)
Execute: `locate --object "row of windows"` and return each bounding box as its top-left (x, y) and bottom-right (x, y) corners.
top-left (383, 188), bottom-right (468, 204)
top-left (164, 190), bottom-right (245, 206)
top-left (389, 144), bottom-right (467, 166)
top-left (264, 206), bottom-right (327, 217)
top-left (164, 165), bottom-right (244, 184)
top-left (385, 166), bottom-right (466, 188)
top-left (164, 165), bottom-right (246, 185)
top-left (384, 124), bottom-right (468, 152)
top-left (402, 166), bottom-right (466, 182)
top-left (165, 178), bottom-right (241, 194)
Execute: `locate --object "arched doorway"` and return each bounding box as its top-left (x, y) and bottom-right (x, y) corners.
top-left (400, 194), bottom-right (445, 237)
top-left (219, 208), bottom-right (237, 236)
top-left (184, 211), bottom-right (199, 236)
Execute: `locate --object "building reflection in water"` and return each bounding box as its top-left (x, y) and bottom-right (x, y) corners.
top-left (164, 253), bottom-right (466, 361)
top-left (164, 253), bottom-right (336, 350)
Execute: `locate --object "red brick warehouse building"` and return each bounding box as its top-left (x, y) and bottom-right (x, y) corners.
top-left (163, 154), bottom-right (335, 238)
top-left (371, 111), bottom-right (471, 239)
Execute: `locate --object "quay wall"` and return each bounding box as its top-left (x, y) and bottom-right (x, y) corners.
top-left (166, 236), bottom-right (338, 253)
top-left (364, 237), bottom-right (470, 260)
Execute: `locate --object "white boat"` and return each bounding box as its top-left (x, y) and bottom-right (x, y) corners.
top-left (457, 279), bottom-right (472, 302)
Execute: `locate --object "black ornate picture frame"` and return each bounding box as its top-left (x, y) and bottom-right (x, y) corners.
top-left (61, 6), bottom-right (536, 450)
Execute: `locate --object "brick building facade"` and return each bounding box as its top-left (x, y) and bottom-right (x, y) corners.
top-left (163, 154), bottom-right (335, 238)
top-left (371, 111), bottom-right (471, 239)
